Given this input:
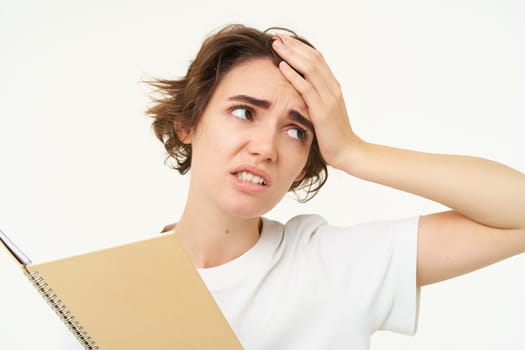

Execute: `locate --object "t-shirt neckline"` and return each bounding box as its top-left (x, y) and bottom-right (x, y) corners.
top-left (197, 217), bottom-right (283, 291)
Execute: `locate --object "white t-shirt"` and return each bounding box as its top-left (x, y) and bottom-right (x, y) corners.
top-left (198, 214), bottom-right (421, 350)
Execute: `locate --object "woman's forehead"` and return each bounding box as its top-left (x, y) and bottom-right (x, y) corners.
top-left (214, 58), bottom-right (308, 112)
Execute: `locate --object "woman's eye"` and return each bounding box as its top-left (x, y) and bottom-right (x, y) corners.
top-left (286, 127), bottom-right (307, 141)
top-left (231, 107), bottom-right (253, 120)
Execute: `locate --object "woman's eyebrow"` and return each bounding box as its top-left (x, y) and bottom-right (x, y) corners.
top-left (289, 110), bottom-right (314, 133)
top-left (228, 94), bottom-right (270, 108)
top-left (228, 94), bottom-right (314, 133)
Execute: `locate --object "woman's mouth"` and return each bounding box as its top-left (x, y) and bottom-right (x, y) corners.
top-left (234, 171), bottom-right (267, 186)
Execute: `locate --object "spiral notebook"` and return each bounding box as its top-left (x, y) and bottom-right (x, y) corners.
top-left (0, 228), bottom-right (243, 350)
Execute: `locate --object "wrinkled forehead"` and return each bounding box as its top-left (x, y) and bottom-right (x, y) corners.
top-left (213, 57), bottom-right (309, 115)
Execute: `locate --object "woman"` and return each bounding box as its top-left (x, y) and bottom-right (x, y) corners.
top-left (147, 24), bottom-right (525, 349)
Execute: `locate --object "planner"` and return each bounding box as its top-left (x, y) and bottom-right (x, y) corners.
top-left (0, 228), bottom-right (243, 349)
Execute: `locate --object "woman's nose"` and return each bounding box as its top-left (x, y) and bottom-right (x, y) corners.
top-left (247, 128), bottom-right (278, 162)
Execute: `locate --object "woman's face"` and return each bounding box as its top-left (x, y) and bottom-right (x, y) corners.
top-left (186, 57), bottom-right (315, 218)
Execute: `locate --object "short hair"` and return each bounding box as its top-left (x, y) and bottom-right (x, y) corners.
top-left (146, 24), bottom-right (327, 202)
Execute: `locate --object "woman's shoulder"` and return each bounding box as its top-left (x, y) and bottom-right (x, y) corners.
top-left (278, 213), bottom-right (420, 242)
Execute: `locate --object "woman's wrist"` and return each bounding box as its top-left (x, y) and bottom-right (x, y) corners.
top-left (330, 135), bottom-right (367, 175)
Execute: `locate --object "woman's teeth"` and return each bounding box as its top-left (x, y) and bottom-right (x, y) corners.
top-left (235, 171), bottom-right (266, 185)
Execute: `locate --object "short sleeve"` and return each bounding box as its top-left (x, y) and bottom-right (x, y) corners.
top-left (375, 216), bottom-right (421, 334)
top-left (288, 215), bottom-right (421, 336)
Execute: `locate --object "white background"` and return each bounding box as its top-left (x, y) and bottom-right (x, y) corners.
top-left (1, 0), bottom-right (524, 349)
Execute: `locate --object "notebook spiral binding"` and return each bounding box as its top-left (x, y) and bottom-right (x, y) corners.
top-left (25, 270), bottom-right (99, 350)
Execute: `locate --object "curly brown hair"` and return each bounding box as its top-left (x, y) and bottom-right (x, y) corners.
top-left (146, 24), bottom-right (327, 202)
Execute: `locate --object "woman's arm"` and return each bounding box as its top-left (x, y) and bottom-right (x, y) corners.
top-left (272, 35), bottom-right (525, 286)
top-left (342, 142), bottom-right (525, 230)
top-left (342, 142), bottom-right (525, 286)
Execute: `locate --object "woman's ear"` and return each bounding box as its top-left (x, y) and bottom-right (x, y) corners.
top-left (174, 121), bottom-right (192, 144)
top-left (177, 129), bottom-right (192, 144)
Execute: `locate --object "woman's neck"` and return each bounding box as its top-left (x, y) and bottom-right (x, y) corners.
top-left (173, 199), bottom-right (262, 268)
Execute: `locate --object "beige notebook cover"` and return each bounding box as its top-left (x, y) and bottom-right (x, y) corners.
top-left (0, 229), bottom-right (243, 350)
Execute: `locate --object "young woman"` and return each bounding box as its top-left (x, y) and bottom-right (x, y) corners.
top-left (147, 24), bottom-right (525, 349)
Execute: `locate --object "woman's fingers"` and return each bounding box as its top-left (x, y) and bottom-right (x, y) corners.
top-left (272, 35), bottom-right (339, 97)
top-left (272, 34), bottom-right (357, 170)
top-left (277, 60), bottom-right (322, 108)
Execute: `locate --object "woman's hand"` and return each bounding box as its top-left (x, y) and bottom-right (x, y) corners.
top-left (272, 35), bottom-right (361, 171)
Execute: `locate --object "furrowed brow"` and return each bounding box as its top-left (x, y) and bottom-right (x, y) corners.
top-left (229, 94), bottom-right (314, 133)
top-left (290, 110), bottom-right (314, 133)
top-left (228, 95), bottom-right (271, 109)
